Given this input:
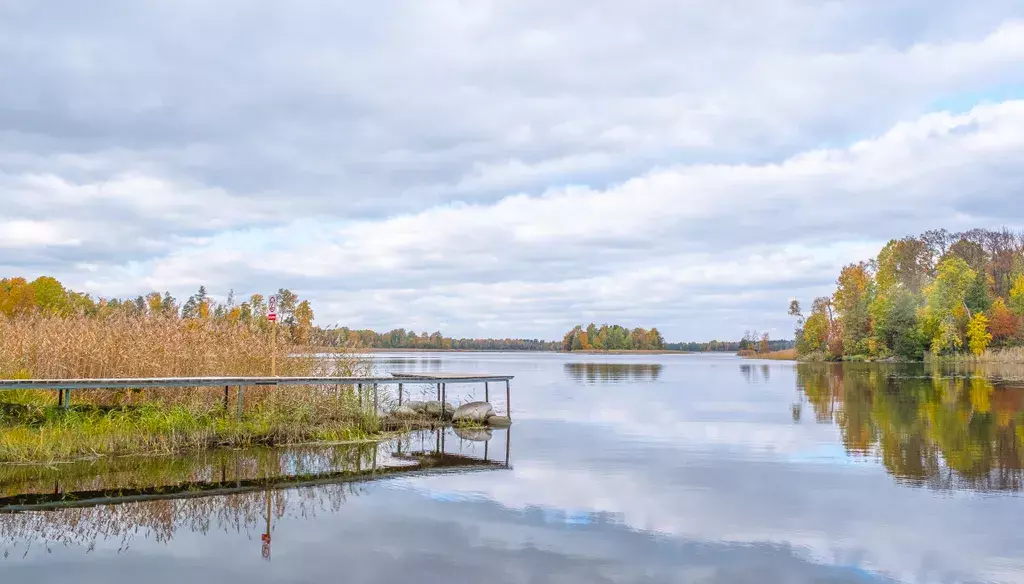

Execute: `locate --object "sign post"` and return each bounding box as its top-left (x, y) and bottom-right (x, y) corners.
top-left (268, 295), bottom-right (278, 376)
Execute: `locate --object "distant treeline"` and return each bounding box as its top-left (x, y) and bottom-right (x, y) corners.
top-left (311, 327), bottom-right (560, 351)
top-left (665, 339), bottom-right (795, 352)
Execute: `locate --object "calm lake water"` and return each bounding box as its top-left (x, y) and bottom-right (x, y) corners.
top-left (2, 352), bottom-right (1024, 583)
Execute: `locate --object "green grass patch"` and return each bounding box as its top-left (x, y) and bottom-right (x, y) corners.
top-left (0, 402), bottom-right (381, 463)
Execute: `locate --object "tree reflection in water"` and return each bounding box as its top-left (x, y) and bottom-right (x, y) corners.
top-left (796, 363), bottom-right (1024, 492)
top-left (564, 363), bottom-right (663, 383)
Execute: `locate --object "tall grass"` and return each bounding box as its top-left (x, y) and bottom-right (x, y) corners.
top-left (739, 348), bottom-right (798, 360)
top-left (926, 347), bottom-right (1024, 365)
top-left (0, 313), bottom-right (339, 379)
top-left (0, 314), bottom-right (385, 461)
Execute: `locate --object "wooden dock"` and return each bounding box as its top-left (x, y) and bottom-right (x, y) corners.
top-left (0, 374), bottom-right (514, 418)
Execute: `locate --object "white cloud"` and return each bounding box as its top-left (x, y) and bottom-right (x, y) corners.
top-left (35, 100), bottom-right (1021, 338)
top-left (0, 220), bottom-right (75, 248)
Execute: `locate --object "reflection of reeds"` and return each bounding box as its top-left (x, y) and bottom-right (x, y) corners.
top-left (563, 363), bottom-right (662, 383)
top-left (0, 481), bottom-right (358, 554)
top-left (0, 434), bottom-right (502, 555)
top-left (0, 314), bottom-right (383, 462)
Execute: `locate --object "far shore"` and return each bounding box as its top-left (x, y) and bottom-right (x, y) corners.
top-left (351, 347), bottom-right (695, 355)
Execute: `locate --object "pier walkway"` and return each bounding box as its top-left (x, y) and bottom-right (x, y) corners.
top-left (0, 374), bottom-right (514, 417)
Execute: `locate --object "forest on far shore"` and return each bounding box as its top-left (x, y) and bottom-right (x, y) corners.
top-left (790, 228), bottom-right (1024, 361)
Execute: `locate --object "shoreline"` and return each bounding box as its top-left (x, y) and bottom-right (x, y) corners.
top-left (353, 347), bottom-right (694, 355)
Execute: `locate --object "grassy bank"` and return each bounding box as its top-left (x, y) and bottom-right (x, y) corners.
top-left (0, 314), bottom-right (403, 462)
top-left (0, 402), bottom-right (382, 463)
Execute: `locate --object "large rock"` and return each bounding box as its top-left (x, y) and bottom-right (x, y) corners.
top-left (390, 405), bottom-right (419, 419)
top-left (454, 426), bottom-right (493, 442)
top-left (451, 401), bottom-right (494, 424)
top-left (404, 400), bottom-right (428, 413)
top-left (423, 400), bottom-right (455, 418)
top-left (486, 416), bottom-right (512, 427)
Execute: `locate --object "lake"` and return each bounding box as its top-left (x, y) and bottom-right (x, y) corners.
top-left (2, 352), bottom-right (1023, 583)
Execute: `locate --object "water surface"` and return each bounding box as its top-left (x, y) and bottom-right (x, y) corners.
top-left (2, 353), bottom-right (1023, 583)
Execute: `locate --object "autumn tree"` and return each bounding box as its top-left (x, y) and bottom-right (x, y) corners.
top-left (967, 313), bottom-right (992, 356)
top-left (293, 300), bottom-right (314, 345)
top-left (145, 292), bottom-right (164, 315)
top-left (1009, 274), bottom-right (1024, 317)
top-left (0, 278), bottom-right (36, 317)
top-left (988, 298), bottom-right (1020, 345)
top-left (875, 237), bottom-right (933, 294)
top-left (586, 323), bottom-right (602, 349)
top-left (30, 276), bottom-right (68, 315)
top-left (834, 262), bottom-right (873, 355)
top-left (920, 257), bottom-right (976, 354)
top-left (277, 289), bottom-right (299, 325)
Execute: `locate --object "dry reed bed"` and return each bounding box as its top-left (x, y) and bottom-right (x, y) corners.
top-left (0, 315), bottom-right (383, 462)
top-left (738, 348), bottom-right (798, 360)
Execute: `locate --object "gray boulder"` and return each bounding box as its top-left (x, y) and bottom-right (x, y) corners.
top-left (423, 400), bottom-right (455, 418)
top-left (454, 426), bottom-right (493, 442)
top-left (390, 405), bottom-right (419, 419)
top-left (405, 400), bottom-right (428, 413)
top-left (486, 416), bottom-right (512, 427)
top-left (452, 401), bottom-right (495, 424)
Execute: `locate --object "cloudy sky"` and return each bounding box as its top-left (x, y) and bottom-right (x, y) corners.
top-left (3, 1), bottom-right (1024, 341)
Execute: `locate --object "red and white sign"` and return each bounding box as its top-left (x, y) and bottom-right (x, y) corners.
top-left (267, 313), bottom-right (277, 322)
top-left (268, 295), bottom-right (277, 322)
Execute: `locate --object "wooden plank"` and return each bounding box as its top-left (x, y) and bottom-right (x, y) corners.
top-left (0, 375), bottom-right (513, 391)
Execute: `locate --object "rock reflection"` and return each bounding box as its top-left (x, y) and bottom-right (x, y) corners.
top-left (797, 363), bottom-right (1024, 492)
top-left (563, 363), bottom-right (662, 383)
top-left (0, 428), bottom-right (511, 557)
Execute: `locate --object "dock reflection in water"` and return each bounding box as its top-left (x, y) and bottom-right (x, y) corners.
top-left (0, 427), bottom-right (511, 557)
top-left (796, 363), bottom-right (1024, 492)
top-left (563, 362), bottom-right (662, 383)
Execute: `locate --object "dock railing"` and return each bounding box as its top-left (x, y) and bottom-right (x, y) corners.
top-left (0, 374), bottom-right (514, 419)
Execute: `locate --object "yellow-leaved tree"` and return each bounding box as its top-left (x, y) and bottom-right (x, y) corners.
top-left (967, 313), bottom-right (992, 356)
top-left (1009, 274), bottom-right (1024, 316)
top-left (293, 300), bottom-right (314, 345)
top-left (920, 257), bottom-right (976, 354)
